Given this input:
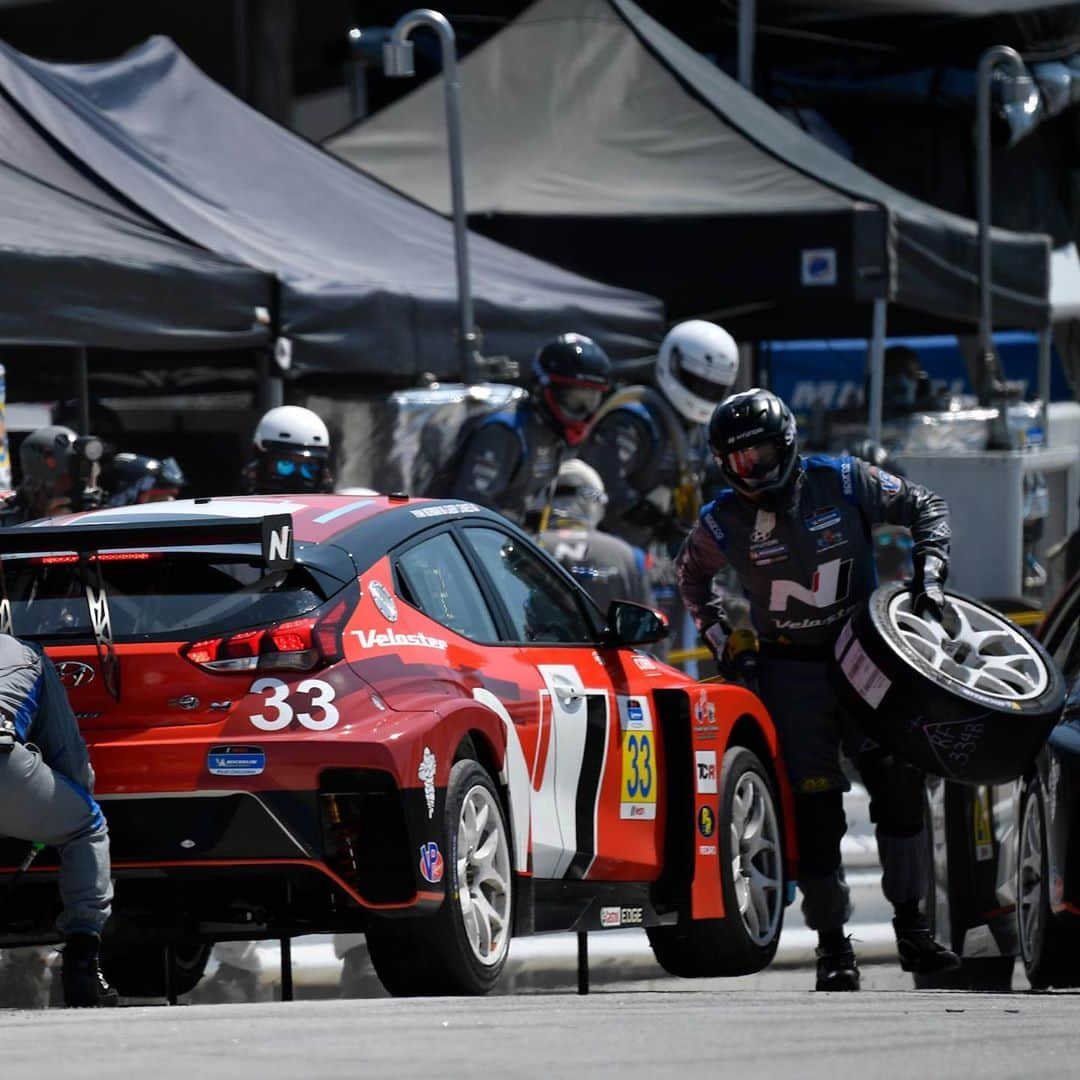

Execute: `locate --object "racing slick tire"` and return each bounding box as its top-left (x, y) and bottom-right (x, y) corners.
top-left (832, 585), bottom-right (1065, 785)
top-left (366, 759), bottom-right (513, 996)
top-left (1017, 775), bottom-right (1080, 989)
top-left (99, 940), bottom-right (211, 999)
top-left (647, 747), bottom-right (784, 977)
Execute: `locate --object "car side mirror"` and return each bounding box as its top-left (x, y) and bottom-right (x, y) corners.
top-left (604, 600), bottom-right (669, 646)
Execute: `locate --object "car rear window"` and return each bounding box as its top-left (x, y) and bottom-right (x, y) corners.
top-left (3, 550), bottom-right (342, 643)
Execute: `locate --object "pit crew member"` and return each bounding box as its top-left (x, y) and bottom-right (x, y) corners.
top-left (0, 634), bottom-right (116, 1006)
top-left (676, 387), bottom-right (960, 991)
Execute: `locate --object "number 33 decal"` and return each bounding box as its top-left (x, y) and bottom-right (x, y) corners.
top-left (248, 677), bottom-right (339, 731)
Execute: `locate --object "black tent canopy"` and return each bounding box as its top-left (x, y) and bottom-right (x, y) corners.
top-left (0, 157), bottom-right (271, 353)
top-left (327, 0), bottom-right (1052, 341)
top-left (0, 36), bottom-right (663, 376)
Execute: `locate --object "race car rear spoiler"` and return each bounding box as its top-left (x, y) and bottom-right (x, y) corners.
top-left (0, 514), bottom-right (295, 702)
top-left (0, 513), bottom-right (295, 571)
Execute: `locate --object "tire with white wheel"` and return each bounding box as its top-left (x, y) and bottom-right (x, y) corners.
top-left (648, 746), bottom-right (784, 977)
top-left (832, 585), bottom-right (1065, 784)
top-left (1017, 775), bottom-right (1080, 988)
top-left (366, 759), bottom-right (513, 996)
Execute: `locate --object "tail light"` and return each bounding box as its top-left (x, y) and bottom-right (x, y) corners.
top-left (182, 581), bottom-right (359, 673)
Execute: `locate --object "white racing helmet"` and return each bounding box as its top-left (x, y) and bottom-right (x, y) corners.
top-left (248, 405), bottom-right (332, 494)
top-left (551, 458), bottom-right (609, 528)
top-left (656, 320), bottom-right (739, 425)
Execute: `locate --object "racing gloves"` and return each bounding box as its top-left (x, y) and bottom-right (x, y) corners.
top-left (703, 621), bottom-right (759, 687)
top-left (911, 553), bottom-right (948, 621)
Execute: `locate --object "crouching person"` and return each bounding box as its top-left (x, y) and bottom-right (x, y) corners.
top-left (0, 634), bottom-right (117, 1006)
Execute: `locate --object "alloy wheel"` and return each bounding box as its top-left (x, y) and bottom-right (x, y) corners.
top-left (456, 783), bottom-right (512, 967)
top-left (729, 770), bottom-right (783, 946)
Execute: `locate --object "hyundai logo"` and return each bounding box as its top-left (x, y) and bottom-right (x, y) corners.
top-left (57, 661), bottom-right (95, 688)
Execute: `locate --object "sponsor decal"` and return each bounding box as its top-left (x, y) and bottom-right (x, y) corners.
top-left (801, 248), bottom-right (837, 287)
top-left (695, 750), bottom-right (718, 795)
top-left (625, 701), bottom-right (646, 729)
top-left (834, 618), bottom-right (854, 659)
top-left (840, 459), bottom-right (853, 496)
top-left (839, 640), bottom-right (891, 710)
top-left (804, 506), bottom-right (841, 532)
top-left (620, 907), bottom-right (644, 926)
top-left (769, 558), bottom-right (853, 612)
top-left (368, 579), bottom-right (398, 622)
top-left (730, 427), bottom-right (764, 443)
top-left (352, 629), bottom-right (448, 650)
top-left (815, 528), bottom-right (847, 553)
top-left (208, 745), bottom-right (265, 777)
top-left (632, 654), bottom-right (657, 672)
top-left (698, 844), bottom-right (718, 857)
top-left (774, 606), bottom-right (855, 632)
top-left (704, 513), bottom-right (726, 547)
top-left (419, 841), bottom-right (444, 884)
top-left (750, 539), bottom-right (789, 565)
top-left (693, 690), bottom-right (717, 727)
top-left (418, 746), bottom-right (437, 819)
top-left (750, 509), bottom-right (776, 544)
top-left (871, 467), bottom-right (902, 495)
top-left (74, 712), bottom-right (101, 721)
top-left (698, 804), bottom-right (716, 838)
top-left (600, 906), bottom-right (622, 928)
top-left (927, 520), bottom-right (952, 542)
top-left (410, 502), bottom-right (480, 519)
top-left (57, 661), bottom-right (95, 688)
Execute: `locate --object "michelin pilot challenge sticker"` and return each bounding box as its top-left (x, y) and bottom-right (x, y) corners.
top-left (418, 746), bottom-right (437, 818)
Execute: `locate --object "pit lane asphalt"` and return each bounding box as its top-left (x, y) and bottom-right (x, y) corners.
top-left (2, 974), bottom-right (1075, 1080)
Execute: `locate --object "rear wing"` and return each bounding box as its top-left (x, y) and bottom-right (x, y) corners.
top-left (0, 513), bottom-right (295, 571)
top-left (0, 513), bottom-right (295, 701)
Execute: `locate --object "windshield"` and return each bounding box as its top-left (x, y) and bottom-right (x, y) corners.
top-left (3, 551), bottom-right (342, 643)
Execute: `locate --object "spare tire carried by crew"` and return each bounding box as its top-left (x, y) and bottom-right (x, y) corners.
top-left (831, 583), bottom-right (1065, 785)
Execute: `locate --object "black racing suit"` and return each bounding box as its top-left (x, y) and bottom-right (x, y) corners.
top-left (447, 400), bottom-right (564, 526)
top-left (676, 454), bottom-right (951, 932)
top-left (539, 522), bottom-right (653, 613)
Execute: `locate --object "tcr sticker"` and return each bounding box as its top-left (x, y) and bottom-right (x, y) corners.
top-left (695, 750), bottom-right (718, 794)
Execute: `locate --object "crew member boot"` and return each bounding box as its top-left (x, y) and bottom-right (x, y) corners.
top-left (893, 915), bottom-right (962, 975)
top-left (61, 934), bottom-right (120, 1007)
top-left (815, 932), bottom-right (860, 991)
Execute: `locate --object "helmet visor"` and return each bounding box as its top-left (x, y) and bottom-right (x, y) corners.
top-left (273, 456), bottom-right (322, 483)
top-left (722, 440), bottom-right (782, 483)
top-left (552, 384), bottom-right (605, 421)
top-left (671, 350), bottom-right (730, 403)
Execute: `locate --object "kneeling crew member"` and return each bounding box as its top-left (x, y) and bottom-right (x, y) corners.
top-left (0, 635), bottom-right (116, 1006)
top-left (676, 388), bottom-right (960, 991)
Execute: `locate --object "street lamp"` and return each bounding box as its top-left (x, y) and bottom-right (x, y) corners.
top-left (975, 45), bottom-right (1042, 405)
top-left (383, 8), bottom-right (479, 383)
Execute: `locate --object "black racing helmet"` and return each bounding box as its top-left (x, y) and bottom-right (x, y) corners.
top-left (103, 453), bottom-right (186, 506)
top-left (532, 333), bottom-right (613, 445)
top-left (708, 388), bottom-right (799, 500)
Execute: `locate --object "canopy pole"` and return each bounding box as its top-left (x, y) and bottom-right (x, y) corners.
top-left (1038, 327), bottom-right (1052, 431)
top-left (73, 347), bottom-right (90, 435)
top-left (738, 0), bottom-right (756, 91)
top-left (868, 299), bottom-right (887, 446)
top-left (384, 10), bottom-right (478, 382)
top-left (976, 46), bottom-right (1026, 404)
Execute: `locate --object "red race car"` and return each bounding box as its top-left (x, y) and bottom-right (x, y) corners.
top-left (0, 494), bottom-right (794, 996)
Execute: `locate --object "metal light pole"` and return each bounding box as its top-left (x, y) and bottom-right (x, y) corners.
top-left (737, 0), bottom-right (756, 91)
top-left (975, 45), bottom-right (1040, 404)
top-left (384, 9), bottom-right (479, 382)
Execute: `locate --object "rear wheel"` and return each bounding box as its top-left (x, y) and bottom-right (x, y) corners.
top-left (366, 759), bottom-right (513, 996)
top-left (1018, 776), bottom-right (1080, 988)
top-left (648, 746), bottom-right (784, 977)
